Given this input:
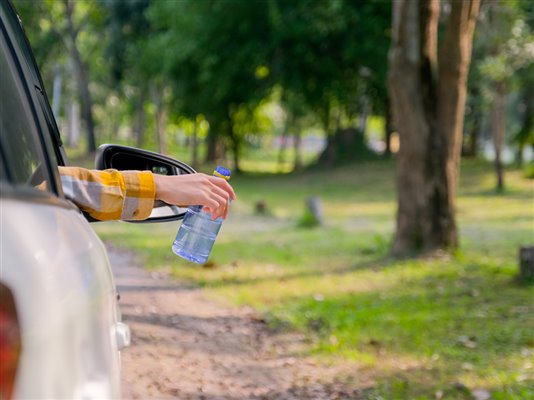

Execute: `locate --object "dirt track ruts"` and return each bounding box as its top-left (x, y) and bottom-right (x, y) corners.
top-left (108, 245), bottom-right (364, 400)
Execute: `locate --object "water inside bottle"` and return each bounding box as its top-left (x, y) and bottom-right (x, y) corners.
top-left (172, 208), bottom-right (221, 264)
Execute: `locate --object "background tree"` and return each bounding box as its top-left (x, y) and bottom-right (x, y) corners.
top-left (388, 0), bottom-right (481, 256)
top-left (15, 0), bottom-right (104, 154)
top-left (102, 0), bottom-right (151, 148)
top-left (63, 0), bottom-right (102, 153)
top-left (477, 0), bottom-right (534, 191)
top-left (146, 0), bottom-right (272, 171)
top-left (267, 0), bottom-right (391, 166)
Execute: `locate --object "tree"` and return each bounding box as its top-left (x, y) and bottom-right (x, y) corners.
top-left (144, 0), bottom-right (391, 170)
top-left (146, 0), bottom-right (272, 171)
top-left (102, 0), bottom-right (152, 148)
top-left (14, 0), bottom-right (104, 154)
top-left (63, 0), bottom-right (98, 153)
top-left (267, 0), bottom-right (391, 165)
top-left (388, 0), bottom-right (481, 256)
top-left (477, 0), bottom-right (534, 190)
top-left (514, 67), bottom-right (534, 166)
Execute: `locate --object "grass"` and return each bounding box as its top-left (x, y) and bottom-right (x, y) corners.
top-left (93, 159), bottom-right (534, 399)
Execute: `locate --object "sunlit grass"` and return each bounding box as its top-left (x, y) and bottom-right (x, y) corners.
top-left (94, 159), bottom-right (534, 399)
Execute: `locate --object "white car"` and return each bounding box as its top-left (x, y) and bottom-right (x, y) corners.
top-left (0, 1), bottom-right (193, 398)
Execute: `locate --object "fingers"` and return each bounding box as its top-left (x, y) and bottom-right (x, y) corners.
top-left (203, 190), bottom-right (228, 220)
top-left (153, 172), bottom-right (235, 219)
top-left (197, 174), bottom-right (234, 219)
top-left (207, 175), bottom-right (236, 201)
top-left (209, 187), bottom-right (230, 219)
top-left (189, 173), bottom-right (233, 219)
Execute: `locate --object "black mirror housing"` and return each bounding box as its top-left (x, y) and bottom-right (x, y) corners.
top-left (95, 144), bottom-right (196, 223)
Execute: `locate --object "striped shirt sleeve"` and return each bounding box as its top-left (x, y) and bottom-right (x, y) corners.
top-left (58, 166), bottom-right (156, 221)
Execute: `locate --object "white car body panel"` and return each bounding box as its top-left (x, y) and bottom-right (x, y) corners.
top-left (1, 197), bottom-right (122, 399)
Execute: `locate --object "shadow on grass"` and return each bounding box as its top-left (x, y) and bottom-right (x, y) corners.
top-left (359, 366), bottom-right (534, 400)
top-left (262, 262), bottom-right (534, 396)
top-left (194, 256), bottom-right (392, 289)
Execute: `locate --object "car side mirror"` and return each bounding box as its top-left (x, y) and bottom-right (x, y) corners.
top-left (95, 144), bottom-right (196, 223)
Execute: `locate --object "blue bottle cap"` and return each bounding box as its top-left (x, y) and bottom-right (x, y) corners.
top-left (214, 166), bottom-right (231, 179)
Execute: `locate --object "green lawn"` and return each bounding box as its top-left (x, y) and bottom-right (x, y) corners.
top-left (94, 159), bottom-right (534, 399)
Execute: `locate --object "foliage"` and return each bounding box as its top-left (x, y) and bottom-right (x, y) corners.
top-left (267, 0), bottom-right (390, 127)
top-left (131, 0), bottom-right (390, 167)
top-left (478, 2), bottom-right (534, 83)
top-left (14, 0), bottom-right (107, 153)
top-left (296, 209), bottom-right (321, 228)
top-left (12, 0), bottom-right (532, 167)
top-left (524, 163), bottom-right (534, 179)
top-left (101, 0), bottom-right (151, 86)
top-left (13, 0), bottom-right (391, 164)
top-left (473, 0), bottom-right (534, 144)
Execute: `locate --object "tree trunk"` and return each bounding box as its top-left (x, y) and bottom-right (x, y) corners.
top-left (463, 86), bottom-right (481, 158)
top-left (465, 113), bottom-right (480, 157)
top-left (388, 0), bottom-right (480, 256)
top-left (51, 63), bottom-right (62, 117)
top-left (205, 117), bottom-right (220, 164)
top-left (227, 119), bottom-right (241, 174)
top-left (516, 88), bottom-right (533, 167)
top-left (435, 0), bottom-right (480, 243)
top-left (107, 94), bottom-right (119, 143)
top-left (134, 85), bottom-right (147, 149)
top-left (293, 129), bottom-right (303, 171)
top-left (358, 94), bottom-right (371, 137)
top-left (384, 97), bottom-right (394, 157)
top-left (65, 0), bottom-right (96, 154)
top-left (191, 121), bottom-right (199, 169)
top-left (277, 122), bottom-right (290, 168)
top-left (491, 80), bottom-right (506, 192)
top-left (67, 101), bottom-right (80, 147)
top-left (153, 84), bottom-right (167, 155)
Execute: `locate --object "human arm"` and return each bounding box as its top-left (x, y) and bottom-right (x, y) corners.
top-left (58, 167), bottom-right (235, 221)
top-left (152, 173), bottom-right (236, 220)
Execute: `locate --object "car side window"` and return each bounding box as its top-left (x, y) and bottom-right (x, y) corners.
top-left (0, 31), bottom-right (51, 191)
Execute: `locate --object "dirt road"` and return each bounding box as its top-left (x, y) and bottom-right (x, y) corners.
top-left (108, 246), bottom-right (364, 400)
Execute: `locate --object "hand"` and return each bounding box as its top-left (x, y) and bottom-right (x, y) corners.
top-left (153, 173), bottom-right (236, 220)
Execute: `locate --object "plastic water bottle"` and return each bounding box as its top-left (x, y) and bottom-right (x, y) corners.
top-left (172, 166), bottom-right (231, 264)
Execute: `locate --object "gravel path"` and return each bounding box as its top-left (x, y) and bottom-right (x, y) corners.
top-left (107, 245), bottom-right (365, 400)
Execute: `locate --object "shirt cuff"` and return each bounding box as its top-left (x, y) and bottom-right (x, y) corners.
top-left (120, 171), bottom-right (156, 220)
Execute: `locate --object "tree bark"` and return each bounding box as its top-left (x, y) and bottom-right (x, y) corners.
top-left (437, 0), bottom-right (480, 202)
top-left (515, 87), bottom-right (532, 167)
top-left (358, 94), bottom-right (371, 137)
top-left (384, 97), bottom-right (394, 157)
top-left (153, 84), bottom-right (168, 155)
top-left (134, 85), bottom-right (147, 149)
top-left (463, 86), bottom-right (481, 158)
top-left (227, 118), bottom-right (241, 174)
top-left (293, 129), bottom-right (303, 171)
top-left (67, 100), bottom-right (80, 147)
top-left (64, 0), bottom-right (96, 154)
top-left (388, 0), bottom-right (480, 256)
top-left (465, 113), bottom-right (480, 158)
top-left (191, 121), bottom-right (199, 170)
top-left (205, 115), bottom-right (221, 164)
top-left (491, 80), bottom-right (506, 192)
top-left (51, 63), bottom-right (62, 117)
top-left (277, 117), bottom-right (290, 169)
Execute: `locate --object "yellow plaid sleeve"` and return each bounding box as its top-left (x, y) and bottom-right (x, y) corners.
top-left (58, 166), bottom-right (156, 221)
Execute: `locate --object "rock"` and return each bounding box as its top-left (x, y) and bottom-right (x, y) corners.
top-left (472, 389), bottom-right (491, 400)
top-left (255, 200), bottom-right (268, 215)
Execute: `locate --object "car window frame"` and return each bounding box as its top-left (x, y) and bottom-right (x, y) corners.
top-left (0, 1), bottom-right (63, 198)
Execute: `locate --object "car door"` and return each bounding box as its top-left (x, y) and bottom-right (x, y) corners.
top-left (0, 2), bottom-right (122, 398)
